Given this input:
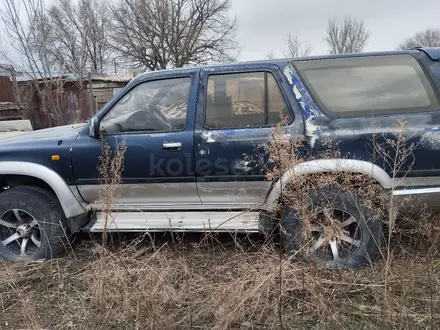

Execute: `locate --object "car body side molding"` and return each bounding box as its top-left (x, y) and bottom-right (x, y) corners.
top-left (0, 161), bottom-right (86, 218)
top-left (263, 159), bottom-right (394, 211)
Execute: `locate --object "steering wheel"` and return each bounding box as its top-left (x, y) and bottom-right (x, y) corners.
top-left (125, 105), bottom-right (172, 131)
top-left (149, 104), bottom-right (171, 127)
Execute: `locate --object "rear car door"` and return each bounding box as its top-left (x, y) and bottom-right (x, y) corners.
top-left (71, 71), bottom-right (201, 209)
top-left (194, 64), bottom-right (304, 209)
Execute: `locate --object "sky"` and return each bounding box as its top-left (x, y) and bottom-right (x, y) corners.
top-left (1, 0), bottom-right (440, 66)
top-left (230, 0), bottom-right (440, 60)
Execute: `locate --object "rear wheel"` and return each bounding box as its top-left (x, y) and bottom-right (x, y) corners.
top-left (0, 186), bottom-right (69, 261)
top-left (280, 187), bottom-right (383, 269)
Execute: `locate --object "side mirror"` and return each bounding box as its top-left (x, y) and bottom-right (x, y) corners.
top-left (88, 117), bottom-right (100, 138)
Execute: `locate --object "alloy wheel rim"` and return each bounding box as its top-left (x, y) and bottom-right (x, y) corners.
top-left (309, 208), bottom-right (362, 262)
top-left (0, 209), bottom-right (42, 257)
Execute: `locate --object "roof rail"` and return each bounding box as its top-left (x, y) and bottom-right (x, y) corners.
top-left (416, 47), bottom-right (440, 61)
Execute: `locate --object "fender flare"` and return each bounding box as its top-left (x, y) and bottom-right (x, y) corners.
top-left (263, 159), bottom-right (393, 211)
top-left (0, 161), bottom-right (86, 218)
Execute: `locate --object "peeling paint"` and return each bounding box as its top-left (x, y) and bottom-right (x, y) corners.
top-left (282, 63), bottom-right (321, 120)
top-left (283, 66), bottom-right (293, 84)
top-left (305, 117), bottom-right (319, 135)
top-left (305, 117), bottom-right (320, 147)
top-left (293, 85), bottom-right (302, 99)
top-left (424, 127), bottom-right (440, 131)
top-left (202, 131), bottom-right (219, 143)
top-left (201, 127), bottom-right (265, 143)
top-left (420, 131), bottom-right (440, 150)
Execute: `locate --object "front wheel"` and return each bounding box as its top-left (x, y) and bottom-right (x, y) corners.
top-left (0, 186), bottom-right (69, 261)
top-left (280, 187), bottom-right (383, 269)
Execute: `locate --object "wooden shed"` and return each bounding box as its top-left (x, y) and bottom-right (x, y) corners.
top-left (86, 74), bottom-right (132, 111)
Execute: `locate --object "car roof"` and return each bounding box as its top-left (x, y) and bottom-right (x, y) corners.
top-left (130, 47), bottom-right (440, 84)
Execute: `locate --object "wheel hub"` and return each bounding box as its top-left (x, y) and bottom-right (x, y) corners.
top-left (310, 208), bottom-right (362, 261)
top-left (16, 224), bottom-right (32, 238)
top-left (0, 208), bottom-right (42, 256)
top-left (322, 221), bottom-right (349, 241)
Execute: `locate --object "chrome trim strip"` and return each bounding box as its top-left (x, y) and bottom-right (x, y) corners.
top-left (103, 203), bottom-right (257, 211)
top-left (396, 176), bottom-right (440, 188)
top-left (77, 182), bottom-right (201, 205)
top-left (0, 161), bottom-right (86, 218)
top-left (197, 181), bottom-right (271, 206)
top-left (86, 211), bottom-right (260, 232)
top-left (392, 187), bottom-right (440, 196)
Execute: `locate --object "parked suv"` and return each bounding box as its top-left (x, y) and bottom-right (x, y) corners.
top-left (1, 47), bottom-right (440, 268)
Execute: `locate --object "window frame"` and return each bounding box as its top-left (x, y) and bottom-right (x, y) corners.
top-left (293, 54), bottom-right (440, 117)
top-left (203, 70), bottom-right (294, 131)
top-left (99, 76), bottom-right (192, 136)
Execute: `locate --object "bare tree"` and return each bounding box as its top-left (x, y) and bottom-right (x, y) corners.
top-left (0, 0), bottom-right (100, 128)
top-left (265, 51), bottom-right (276, 59)
top-left (0, 0), bottom-right (61, 126)
top-left (109, 0), bottom-right (238, 71)
top-left (398, 28), bottom-right (440, 49)
top-left (284, 33), bottom-right (312, 57)
top-left (325, 15), bottom-right (371, 54)
top-left (49, 3), bottom-right (87, 74)
top-left (49, 0), bottom-right (111, 73)
top-left (0, 0), bottom-right (55, 79)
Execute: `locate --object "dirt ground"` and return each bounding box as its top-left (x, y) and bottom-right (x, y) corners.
top-left (0, 228), bottom-right (439, 330)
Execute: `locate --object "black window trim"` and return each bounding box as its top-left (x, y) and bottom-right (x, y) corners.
top-left (292, 53), bottom-right (440, 118)
top-left (100, 75), bottom-right (193, 136)
top-left (203, 69), bottom-right (294, 131)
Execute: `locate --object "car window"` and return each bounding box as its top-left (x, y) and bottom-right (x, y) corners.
top-left (100, 77), bottom-right (191, 135)
top-left (156, 81), bottom-right (190, 122)
top-left (205, 71), bottom-right (292, 129)
top-left (294, 54), bottom-right (439, 116)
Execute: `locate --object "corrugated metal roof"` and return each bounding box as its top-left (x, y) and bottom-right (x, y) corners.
top-left (91, 74), bottom-right (133, 82)
top-left (16, 72), bottom-right (132, 83)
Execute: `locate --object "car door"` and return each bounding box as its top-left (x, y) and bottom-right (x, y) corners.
top-left (71, 72), bottom-right (201, 210)
top-left (194, 64), bottom-right (304, 209)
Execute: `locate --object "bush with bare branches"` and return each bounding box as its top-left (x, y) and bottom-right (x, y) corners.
top-left (325, 14), bottom-right (371, 54)
top-left (398, 28), bottom-right (440, 49)
top-left (284, 33), bottom-right (313, 58)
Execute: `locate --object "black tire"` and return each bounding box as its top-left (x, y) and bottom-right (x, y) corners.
top-left (0, 186), bottom-right (70, 261)
top-left (280, 187), bottom-right (383, 269)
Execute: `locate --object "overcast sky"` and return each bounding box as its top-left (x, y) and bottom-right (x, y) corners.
top-left (231, 0), bottom-right (440, 60)
top-left (2, 0), bottom-right (440, 65)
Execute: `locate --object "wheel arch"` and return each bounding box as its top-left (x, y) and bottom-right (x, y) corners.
top-left (262, 158), bottom-right (393, 212)
top-left (0, 161), bottom-right (86, 219)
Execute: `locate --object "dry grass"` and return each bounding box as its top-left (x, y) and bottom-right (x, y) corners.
top-left (0, 227), bottom-right (439, 330)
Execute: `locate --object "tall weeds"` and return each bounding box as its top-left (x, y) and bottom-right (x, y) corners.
top-left (94, 135), bottom-right (127, 249)
top-left (1, 120), bottom-right (439, 329)
top-left (257, 119), bottom-right (440, 328)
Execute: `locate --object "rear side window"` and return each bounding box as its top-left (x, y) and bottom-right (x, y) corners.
top-left (294, 54), bottom-right (439, 116)
top-left (205, 71), bottom-right (292, 129)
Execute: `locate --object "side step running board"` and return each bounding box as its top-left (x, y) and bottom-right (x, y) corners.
top-left (85, 211), bottom-right (261, 233)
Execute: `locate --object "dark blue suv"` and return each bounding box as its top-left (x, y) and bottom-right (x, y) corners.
top-left (0, 47), bottom-right (439, 268)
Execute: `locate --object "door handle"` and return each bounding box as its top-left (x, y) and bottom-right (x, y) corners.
top-left (162, 142), bottom-right (182, 151)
